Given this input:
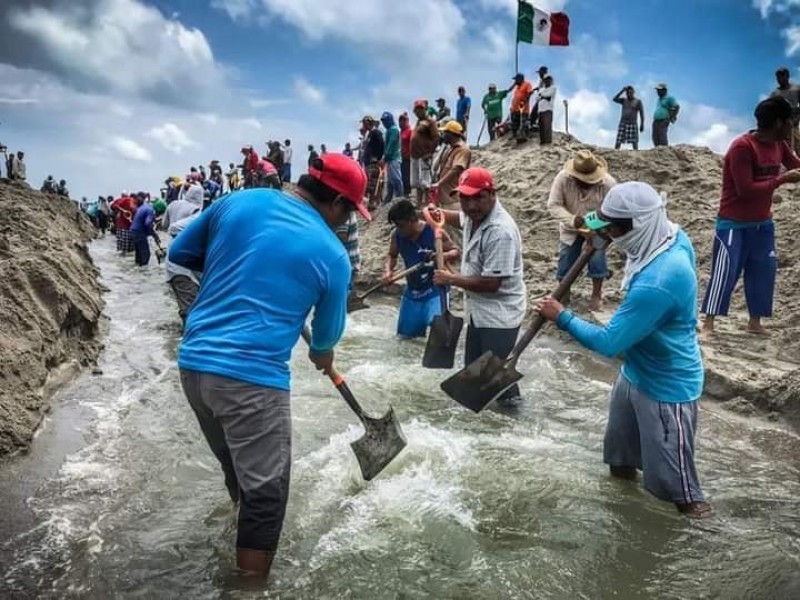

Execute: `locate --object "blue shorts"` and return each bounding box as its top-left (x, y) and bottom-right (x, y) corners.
top-left (701, 221), bottom-right (776, 318)
top-left (397, 288), bottom-right (441, 338)
top-left (604, 375), bottom-right (705, 505)
top-left (556, 235), bottom-right (609, 280)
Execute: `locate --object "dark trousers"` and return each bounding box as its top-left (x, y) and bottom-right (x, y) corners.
top-left (487, 117), bottom-right (502, 141)
top-left (652, 119), bottom-right (670, 147)
top-left (169, 275), bottom-right (199, 325)
top-left (511, 112), bottom-right (529, 141)
top-left (401, 156), bottom-right (411, 196)
top-left (465, 324), bottom-right (521, 403)
top-left (539, 110), bottom-right (553, 145)
top-left (132, 232), bottom-right (150, 266)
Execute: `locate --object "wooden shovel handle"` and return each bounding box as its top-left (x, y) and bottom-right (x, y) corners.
top-left (358, 261), bottom-right (429, 300)
top-left (508, 239), bottom-right (609, 365)
top-left (300, 326), bottom-right (367, 420)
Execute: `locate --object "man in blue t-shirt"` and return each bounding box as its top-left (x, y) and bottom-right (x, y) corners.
top-left (169, 153), bottom-right (370, 578)
top-left (538, 182), bottom-right (712, 519)
top-left (384, 200), bottom-right (456, 337)
top-left (456, 86), bottom-right (472, 135)
top-left (129, 193), bottom-right (158, 266)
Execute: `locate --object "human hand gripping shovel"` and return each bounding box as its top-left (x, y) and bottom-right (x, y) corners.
top-left (301, 327), bottom-right (407, 480)
top-left (421, 206), bottom-right (464, 369)
top-left (347, 260), bottom-right (432, 313)
top-left (441, 239), bottom-right (608, 412)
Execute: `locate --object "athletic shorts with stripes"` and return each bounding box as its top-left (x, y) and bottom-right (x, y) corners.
top-left (701, 221), bottom-right (776, 318)
top-left (604, 374), bottom-right (705, 505)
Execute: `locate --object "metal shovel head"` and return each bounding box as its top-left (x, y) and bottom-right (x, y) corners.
top-left (440, 351), bottom-right (523, 413)
top-left (350, 405), bottom-right (407, 481)
top-left (347, 295), bottom-right (369, 313)
top-left (422, 311), bottom-right (464, 369)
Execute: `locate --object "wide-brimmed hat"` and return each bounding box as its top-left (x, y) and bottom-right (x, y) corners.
top-left (564, 150), bottom-right (608, 185)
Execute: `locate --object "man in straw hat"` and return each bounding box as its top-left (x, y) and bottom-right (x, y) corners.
top-left (170, 153), bottom-right (371, 579)
top-left (538, 181), bottom-right (712, 519)
top-left (547, 149), bottom-right (617, 310)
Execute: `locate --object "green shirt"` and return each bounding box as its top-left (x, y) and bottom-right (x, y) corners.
top-left (482, 90), bottom-right (509, 120)
top-left (653, 95), bottom-right (678, 121)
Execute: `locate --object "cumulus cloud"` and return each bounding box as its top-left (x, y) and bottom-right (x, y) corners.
top-left (754, 0), bottom-right (800, 56)
top-left (212, 0), bottom-right (466, 65)
top-left (110, 136), bottom-right (152, 162)
top-left (294, 76), bottom-right (325, 104)
top-left (1, 0), bottom-right (227, 107)
top-left (146, 123), bottom-right (196, 154)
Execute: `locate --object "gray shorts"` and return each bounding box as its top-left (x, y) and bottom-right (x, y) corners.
top-left (410, 156), bottom-right (433, 190)
top-left (180, 369), bottom-right (292, 551)
top-left (604, 374), bottom-right (705, 505)
top-left (168, 275), bottom-right (199, 324)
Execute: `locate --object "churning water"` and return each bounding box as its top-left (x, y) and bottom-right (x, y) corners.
top-left (1, 236), bottom-right (799, 599)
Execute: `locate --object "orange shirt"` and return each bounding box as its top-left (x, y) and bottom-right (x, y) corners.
top-left (512, 81), bottom-right (534, 114)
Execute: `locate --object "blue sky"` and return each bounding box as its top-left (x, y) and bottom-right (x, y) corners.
top-left (0, 0), bottom-right (798, 200)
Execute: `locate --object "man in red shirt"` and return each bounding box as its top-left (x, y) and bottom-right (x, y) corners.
top-left (399, 112), bottom-right (412, 196)
top-left (701, 97), bottom-right (800, 335)
top-left (111, 193), bottom-right (138, 255)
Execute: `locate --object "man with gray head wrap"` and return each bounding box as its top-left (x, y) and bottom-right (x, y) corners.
top-left (537, 182), bottom-right (712, 518)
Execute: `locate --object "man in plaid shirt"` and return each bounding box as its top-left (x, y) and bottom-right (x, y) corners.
top-left (432, 167), bottom-right (527, 406)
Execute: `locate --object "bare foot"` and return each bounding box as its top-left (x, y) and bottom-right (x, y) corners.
top-left (589, 296), bottom-right (602, 311)
top-left (746, 325), bottom-right (770, 336)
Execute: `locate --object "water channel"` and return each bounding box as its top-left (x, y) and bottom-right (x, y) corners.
top-left (1, 236), bottom-right (799, 599)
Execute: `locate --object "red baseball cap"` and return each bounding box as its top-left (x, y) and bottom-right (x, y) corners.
top-left (413, 99), bottom-right (427, 109)
top-left (454, 167), bottom-right (496, 197)
top-left (308, 153), bottom-right (371, 221)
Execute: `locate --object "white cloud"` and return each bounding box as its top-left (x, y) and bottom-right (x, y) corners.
top-left (146, 123), bottom-right (196, 154)
top-left (754, 0), bottom-right (800, 55)
top-left (478, 0), bottom-right (567, 14)
top-left (562, 35), bottom-right (628, 89)
top-left (566, 89), bottom-right (610, 123)
top-left (249, 97), bottom-right (291, 109)
top-left (690, 123), bottom-right (735, 154)
top-left (0, 97), bottom-right (38, 105)
top-left (8, 0), bottom-right (225, 107)
top-left (110, 136), bottom-right (152, 162)
top-left (294, 76), bottom-right (325, 104)
top-left (213, 0), bottom-right (465, 64)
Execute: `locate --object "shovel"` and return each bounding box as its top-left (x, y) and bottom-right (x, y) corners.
top-left (347, 260), bottom-right (432, 313)
top-left (152, 235), bottom-right (167, 264)
top-left (441, 239), bottom-right (607, 412)
top-left (301, 327), bottom-right (407, 480)
top-left (421, 207), bottom-right (464, 369)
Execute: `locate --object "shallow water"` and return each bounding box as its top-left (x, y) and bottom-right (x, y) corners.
top-left (1, 236), bottom-right (799, 599)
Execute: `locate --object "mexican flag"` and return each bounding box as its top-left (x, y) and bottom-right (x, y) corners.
top-left (517, 1), bottom-right (570, 46)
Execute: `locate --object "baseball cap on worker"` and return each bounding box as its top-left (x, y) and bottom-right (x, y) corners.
top-left (413, 99), bottom-right (427, 109)
top-left (308, 153), bottom-right (372, 221)
top-left (582, 210), bottom-right (611, 231)
top-left (454, 167), bottom-right (495, 197)
top-left (655, 83), bottom-right (668, 90)
top-left (440, 120), bottom-right (464, 136)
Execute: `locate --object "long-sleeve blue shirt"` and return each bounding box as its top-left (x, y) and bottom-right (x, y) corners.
top-left (130, 203), bottom-right (155, 234)
top-left (556, 230), bottom-right (703, 403)
top-left (169, 189), bottom-right (351, 391)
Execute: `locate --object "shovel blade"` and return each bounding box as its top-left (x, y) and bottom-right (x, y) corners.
top-left (347, 296), bottom-right (369, 313)
top-left (440, 351), bottom-right (523, 412)
top-left (422, 312), bottom-right (464, 369)
top-left (350, 406), bottom-right (407, 481)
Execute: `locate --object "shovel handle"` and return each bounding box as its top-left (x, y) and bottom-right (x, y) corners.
top-left (300, 326), bottom-right (368, 421)
top-left (358, 261), bottom-right (429, 301)
top-left (508, 239), bottom-right (609, 365)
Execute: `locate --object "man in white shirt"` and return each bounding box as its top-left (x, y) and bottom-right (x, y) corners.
top-left (538, 73), bottom-right (557, 145)
top-left (432, 167), bottom-right (526, 407)
top-left (282, 139), bottom-right (293, 183)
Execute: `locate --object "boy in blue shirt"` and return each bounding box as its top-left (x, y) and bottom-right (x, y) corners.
top-left (538, 182), bottom-right (711, 518)
top-left (383, 200), bottom-right (456, 337)
top-left (170, 154), bottom-right (370, 578)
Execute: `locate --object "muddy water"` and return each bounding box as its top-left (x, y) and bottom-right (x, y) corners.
top-left (1, 236), bottom-right (799, 599)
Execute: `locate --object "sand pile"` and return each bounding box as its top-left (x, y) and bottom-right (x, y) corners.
top-left (0, 180), bottom-right (104, 456)
top-left (358, 132), bottom-right (800, 428)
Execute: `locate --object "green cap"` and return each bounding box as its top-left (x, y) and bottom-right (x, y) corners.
top-left (583, 210), bottom-right (611, 230)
